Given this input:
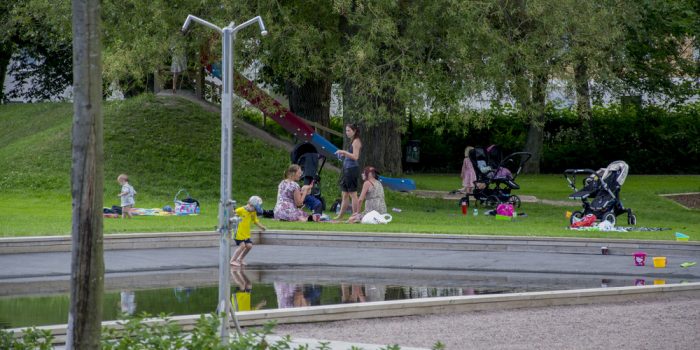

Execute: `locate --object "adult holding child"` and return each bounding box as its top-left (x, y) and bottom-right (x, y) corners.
top-left (333, 124), bottom-right (362, 220)
top-left (274, 164), bottom-right (314, 222)
top-left (348, 166), bottom-right (387, 223)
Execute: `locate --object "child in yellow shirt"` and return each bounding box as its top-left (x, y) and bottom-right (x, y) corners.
top-left (230, 196), bottom-right (266, 267)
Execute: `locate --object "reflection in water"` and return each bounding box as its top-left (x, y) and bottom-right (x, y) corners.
top-left (399, 286), bottom-right (474, 299)
top-left (303, 284), bottom-right (323, 306)
top-left (4, 271), bottom-right (691, 329)
top-left (119, 290), bottom-right (136, 315)
top-left (173, 286), bottom-right (194, 302)
top-left (341, 284), bottom-right (366, 303)
top-left (231, 268), bottom-right (266, 311)
top-left (365, 285), bottom-right (386, 302)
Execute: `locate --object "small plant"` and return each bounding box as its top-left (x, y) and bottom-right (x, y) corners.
top-left (101, 312), bottom-right (185, 350)
top-left (2, 313), bottom-right (446, 349)
top-left (101, 312), bottom-right (409, 350)
top-left (0, 327), bottom-right (54, 350)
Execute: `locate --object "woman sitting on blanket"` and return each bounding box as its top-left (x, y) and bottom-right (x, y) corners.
top-left (348, 166), bottom-right (387, 223)
top-left (274, 164), bottom-right (316, 222)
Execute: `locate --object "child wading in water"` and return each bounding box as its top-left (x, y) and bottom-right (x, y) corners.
top-left (117, 174), bottom-right (136, 219)
top-left (230, 196), bottom-right (267, 267)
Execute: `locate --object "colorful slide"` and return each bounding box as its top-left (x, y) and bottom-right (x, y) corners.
top-left (208, 67), bottom-right (416, 191)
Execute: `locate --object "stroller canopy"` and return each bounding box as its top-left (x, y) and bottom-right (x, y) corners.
top-left (291, 142), bottom-right (326, 185)
top-left (602, 160), bottom-right (629, 187)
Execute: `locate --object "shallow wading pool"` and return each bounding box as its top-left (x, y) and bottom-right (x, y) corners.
top-left (0, 266), bottom-right (693, 329)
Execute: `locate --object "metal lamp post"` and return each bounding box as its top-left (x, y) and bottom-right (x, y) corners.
top-left (181, 14), bottom-right (267, 343)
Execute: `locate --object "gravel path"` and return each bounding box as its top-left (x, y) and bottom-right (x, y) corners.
top-left (274, 297), bottom-right (700, 349)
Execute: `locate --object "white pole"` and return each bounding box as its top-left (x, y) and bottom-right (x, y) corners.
top-left (217, 25), bottom-right (234, 343)
top-left (181, 14), bottom-right (267, 344)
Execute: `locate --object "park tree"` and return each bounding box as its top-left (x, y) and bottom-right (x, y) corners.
top-left (100, 0), bottom-right (204, 95)
top-left (612, 0), bottom-right (699, 105)
top-left (460, 0), bottom-right (563, 174)
top-left (0, 0), bottom-right (72, 102)
top-left (555, 0), bottom-right (630, 121)
top-left (333, 0), bottom-right (485, 174)
top-left (229, 0), bottom-right (420, 174)
top-left (227, 1), bottom-right (342, 136)
top-left (449, 0), bottom-right (636, 173)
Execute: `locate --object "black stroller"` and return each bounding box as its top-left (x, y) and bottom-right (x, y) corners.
top-left (467, 145), bottom-right (531, 208)
top-left (291, 142), bottom-right (327, 213)
top-left (564, 160), bottom-right (636, 226)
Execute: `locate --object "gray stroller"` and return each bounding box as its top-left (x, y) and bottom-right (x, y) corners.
top-left (564, 160), bottom-right (637, 226)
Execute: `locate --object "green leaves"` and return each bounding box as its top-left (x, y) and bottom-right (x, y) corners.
top-left (0, 327), bottom-right (54, 350)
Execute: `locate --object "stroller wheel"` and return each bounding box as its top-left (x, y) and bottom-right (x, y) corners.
top-left (485, 195), bottom-right (499, 208)
top-left (569, 211), bottom-right (584, 225)
top-left (628, 213), bottom-right (637, 225)
top-left (602, 212), bottom-right (616, 226)
top-left (507, 195), bottom-right (521, 208)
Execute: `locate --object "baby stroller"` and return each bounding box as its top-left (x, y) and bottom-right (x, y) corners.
top-left (468, 145), bottom-right (531, 208)
top-left (291, 142), bottom-right (327, 213)
top-left (564, 160), bottom-right (636, 226)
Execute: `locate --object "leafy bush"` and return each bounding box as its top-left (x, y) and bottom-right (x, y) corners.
top-left (2, 312), bottom-right (443, 349)
top-left (0, 327), bottom-right (54, 350)
top-left (407, 103), bottom-right (700, 174)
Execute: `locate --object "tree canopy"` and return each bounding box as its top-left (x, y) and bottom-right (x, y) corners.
top-left (1, 0), bottom-right (697, 173)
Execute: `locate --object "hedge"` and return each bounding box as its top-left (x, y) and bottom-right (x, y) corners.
top-left (404, 103), bottom-right (700, 174)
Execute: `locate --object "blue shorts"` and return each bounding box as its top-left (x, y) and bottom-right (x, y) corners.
top-left (304, 195), bottom-right (323, 214)
top-left (234, 238), bottom-right (253, 246)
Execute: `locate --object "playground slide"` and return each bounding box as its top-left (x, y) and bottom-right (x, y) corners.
top-left (211, 68), bottom-right (416, 191)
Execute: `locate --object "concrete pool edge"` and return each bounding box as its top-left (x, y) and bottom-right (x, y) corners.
top-left (2, 230), bottom-right (698, 256)
top-left (9, 282), bottom-right (700, 344)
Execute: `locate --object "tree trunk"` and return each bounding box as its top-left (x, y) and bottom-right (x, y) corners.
top-left (574, 57), bottom-right (591, 121)
top-left (342, 82), bottom-right (404, 175)
top-left (522, 74), bottom-right (548, 174)
top-left (285, 78), bottom-right (332, 137)
top-left (358, 118), bottom-right (403, 175)
top-left (0, 44), bottom-right (13, 103)
top-left (67, 0), bottom-right (104, 348)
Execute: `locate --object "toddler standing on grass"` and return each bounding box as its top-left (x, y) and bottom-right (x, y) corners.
top-left (230, 196), bottom-right (267, 267)
top-left (117, 174), bottom-right (136, 219)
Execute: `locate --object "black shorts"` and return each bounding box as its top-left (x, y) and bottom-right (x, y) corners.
top-left (340, 166), bottom-right (360, 192)
top-left (234, 238), bottom-right (253, 246)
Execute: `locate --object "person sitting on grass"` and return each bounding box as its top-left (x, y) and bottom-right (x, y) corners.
top-left (274, 164), bottom-right (317, 222)
top-left (230, 196), bottom-right (266, 267)
top-left (348, 166), bottom-right (387, 224)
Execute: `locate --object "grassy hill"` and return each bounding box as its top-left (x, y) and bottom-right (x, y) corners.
top-left (0, 94), bottom-right (313, 199)
top-left (0, 94), bottom-right (338, 235)
top-left (0, 95), bottom-right (698, 239)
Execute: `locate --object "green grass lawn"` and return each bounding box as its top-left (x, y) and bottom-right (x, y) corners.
top-left (1, 96), bottom-right (698, 240)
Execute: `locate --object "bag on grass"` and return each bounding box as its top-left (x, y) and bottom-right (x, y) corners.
top-left (496, 203), bottom-right (514, 217)
top-left (174, 189), bottom-right (200, 215)
top-left (361, 210), bottom-right (393, 224)
top-left (111, 205), bottom-right (123, 215)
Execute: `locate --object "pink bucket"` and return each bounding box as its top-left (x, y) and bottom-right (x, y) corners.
top-left (633, 251), bottom-right (647, 266)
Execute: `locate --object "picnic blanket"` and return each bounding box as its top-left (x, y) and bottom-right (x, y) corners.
top-left (569, 225), bottom-right (670, 232)
top-left (103, 206), bottom-right (199, 218)
top-left (131, 208), bottom-right (176, 216)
